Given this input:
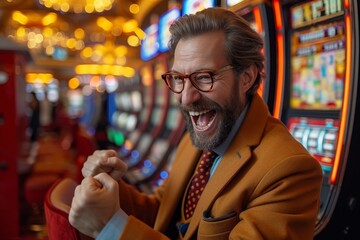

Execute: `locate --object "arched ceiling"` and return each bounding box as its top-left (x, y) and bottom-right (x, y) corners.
top-left (0, 0), bottom-right (167, 80)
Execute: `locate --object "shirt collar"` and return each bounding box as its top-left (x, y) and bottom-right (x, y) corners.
top-left (212, 99), bottom-right (250, 157)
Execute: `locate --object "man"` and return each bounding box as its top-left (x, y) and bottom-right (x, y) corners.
top-left (69, 8), bottom-right (323, 239)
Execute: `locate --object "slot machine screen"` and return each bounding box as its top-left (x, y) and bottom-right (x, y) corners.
top-left (182, 0), bottom-right (216, 15)
top-left (140, 24), bottom-right (159, 61)
top-left (226, 0), bottom-right (244, 7)
top-left (131, 91), bottom-right (142, 112)
top-left (150, 107), bottom-right (161, 126)
top-left (126, 114), bottom-right (137, 131)
top-left (290, 21), bottom-right (345, 110)
top-left (67, 89), bottom-right (83, 118)
top-left (158, 8), bottom-right (181, 52)
top-left (121, 92), bottom-right (132, 111)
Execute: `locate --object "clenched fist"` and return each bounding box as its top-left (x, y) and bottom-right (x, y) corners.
top-left (82, 149), bottom-right (128, 181)
top-left (69, 173), bottom-right (120, 238)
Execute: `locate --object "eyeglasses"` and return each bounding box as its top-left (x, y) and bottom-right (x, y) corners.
top-left (161, 65), bottom-right (233, 94)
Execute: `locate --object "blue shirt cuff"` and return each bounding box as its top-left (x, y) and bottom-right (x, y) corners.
top-left (96, 208), bottom-right (129, 240)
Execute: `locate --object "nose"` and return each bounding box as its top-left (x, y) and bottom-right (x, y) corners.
top-left (180, 79), bottom-right (201, 106)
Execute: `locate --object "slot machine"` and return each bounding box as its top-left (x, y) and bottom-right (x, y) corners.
top-left (272, 0), bottom-right (360, 238)
top-left (128, 7), bottom-right (186, 192)
top-left (226, 0), bottom-right (277, 112)
top-left (116, 20), bottom-right (161, 156)
top-left (114, 65), bottom-right (155, 152)
top-left (125, 95), bottom-right (186, 186)
top-left (121, 55), bottom-right (170, 169)
top-left (107, 73), bottom-right (143, 146)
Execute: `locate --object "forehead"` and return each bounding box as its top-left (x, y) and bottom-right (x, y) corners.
top-left (172, 31), bottom-right (227, 73)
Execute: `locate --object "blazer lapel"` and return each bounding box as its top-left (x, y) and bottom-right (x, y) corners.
top-left (154, 136), bottom-right (201, 231)
top-left (184, 145), bottom-right (252, 238)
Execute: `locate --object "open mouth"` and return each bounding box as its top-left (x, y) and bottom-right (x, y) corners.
top-left (189, 109), bottom-right (216, 131)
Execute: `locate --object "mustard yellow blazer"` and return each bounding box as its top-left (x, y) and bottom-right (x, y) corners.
top-left (117, 94), bottom-right (323, 240)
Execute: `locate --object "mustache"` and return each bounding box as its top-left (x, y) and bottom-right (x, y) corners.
top-left (177, 99), bottom-right (222, 113)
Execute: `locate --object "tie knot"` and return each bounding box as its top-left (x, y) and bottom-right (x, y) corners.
top-left (200, 150), bottom-right (218, 168)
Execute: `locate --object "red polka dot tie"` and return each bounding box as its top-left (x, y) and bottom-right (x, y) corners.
top-left (184, 150), bottom-right (218, 219)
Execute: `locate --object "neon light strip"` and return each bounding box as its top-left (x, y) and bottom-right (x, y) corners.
top-left (274, 34), bottom-right (284, 119)
top-left (272, 0), bottom-right (284, 119)
top-left (330, 13), bottom-right (352, 184)
top-left (253, 6), bottom-right (263, 33)
top-left (273, 0), bottom-right (282, 30)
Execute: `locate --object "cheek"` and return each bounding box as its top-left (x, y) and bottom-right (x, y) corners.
top-left (174, 93), bottom-right (182, 104)
top-left (208, 92), bottom-right (230, 110)
top-left (213, 82), bottom-right (238, 106)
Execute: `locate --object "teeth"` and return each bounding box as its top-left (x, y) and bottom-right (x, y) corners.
top-left (189, 110), bottom-right (211, 116)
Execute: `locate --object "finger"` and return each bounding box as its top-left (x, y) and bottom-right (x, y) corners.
top-left (94, 172), bottom-right (117, 191)
top-left (106, 156), bottom-right (128, 180)
top-left (81, 176), bottom-right (103, 192)
top-left (82, 150), bottom-right (119, 177)
top-left (93, 149), bottom-right (117, 159)
top-left (91, 150), bottom-right (117, 168)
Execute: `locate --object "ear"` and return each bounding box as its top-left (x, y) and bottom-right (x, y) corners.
top-left (240, 64), bottom-right (258, 93)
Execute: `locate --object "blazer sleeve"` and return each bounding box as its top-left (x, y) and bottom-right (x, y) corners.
top-left (117, 179), bottom-right (160, 227)
top-left (119, 216), bottom-right (170, 240)
top-left (116, 178), bottom-right (171, 239)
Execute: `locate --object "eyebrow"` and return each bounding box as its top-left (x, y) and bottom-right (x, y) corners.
top-left (168, 67), bottom-right (216, 74)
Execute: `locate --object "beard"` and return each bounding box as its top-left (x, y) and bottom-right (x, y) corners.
top-left (179, 88), bottom-right (242, 150)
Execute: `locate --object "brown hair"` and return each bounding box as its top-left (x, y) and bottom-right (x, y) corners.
top-left (168, 7), bottom-right (264, 97)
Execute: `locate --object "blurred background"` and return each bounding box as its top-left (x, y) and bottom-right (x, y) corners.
top-left (0, 0), bottom-right (359, 239)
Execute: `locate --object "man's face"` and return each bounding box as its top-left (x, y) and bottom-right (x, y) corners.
top-left (171, 31), bottom-right (247, 150)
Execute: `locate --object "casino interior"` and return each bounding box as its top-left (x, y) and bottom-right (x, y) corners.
top-left (0, 0), bottom-right (359, 239)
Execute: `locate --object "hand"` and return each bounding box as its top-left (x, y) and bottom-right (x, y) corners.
top-left (69, 173), bottom-right (120, 238)
top-left (82, 149), bottom-right (128, 181)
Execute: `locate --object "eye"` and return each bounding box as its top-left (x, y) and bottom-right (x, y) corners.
top-left (193, 72), bottom-right (212, 83)
top-left (167, 74), bottom-right (183, 85)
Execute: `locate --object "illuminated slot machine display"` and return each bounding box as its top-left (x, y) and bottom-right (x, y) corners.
top-left (125, 90), bottom-right (142, 132)
top-left (272, 0), bottom-right (360, 238)
top-left (107, 74), bottom-right (143, 147)
top-left (226, 0), bottom-right (277, 112)
top-left (122, 56), bottom-right (170, 169)
top-left (66, 88), bottom-right (84, 119)
top-left (116, 65), bottom-right (155, 154)
top-left (125, 104), bottom-right (186, 185)
top-left (158, 7), bottom-right (181, 53)
top-left (182, 0), bottom-right (217, 15)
